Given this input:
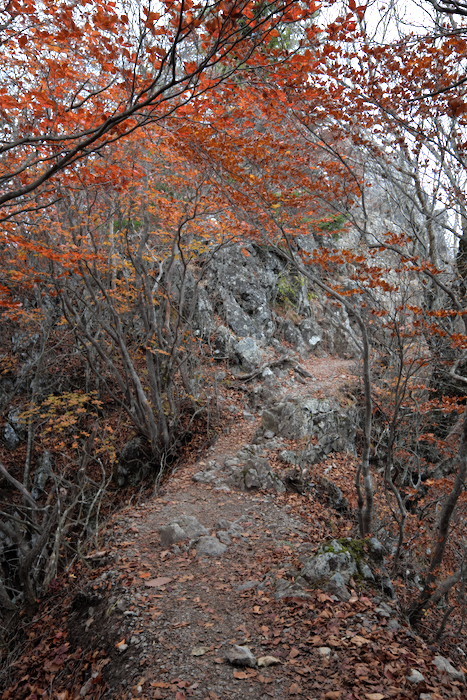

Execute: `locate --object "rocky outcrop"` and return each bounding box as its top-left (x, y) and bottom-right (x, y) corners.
top-left (260, 396), bottom-right (356, 459)
top-left (193, 443), bottom-right (286, 493)
top-left (193, 243), bottom-right (360, 365)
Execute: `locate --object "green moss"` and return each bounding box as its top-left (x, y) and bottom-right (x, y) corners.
top-left (322, 538), bottom-right (368, 563)
top-left (276, 271), bottom-right (304, 308)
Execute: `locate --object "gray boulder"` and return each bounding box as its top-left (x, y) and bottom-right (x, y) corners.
top-left (159, 523), bottom-right (186, 547)
top-left (261, 396), bottom-right (356, 456)
top-left (234, 337), bottom-right (263, 370)
top-left (175, 515), bottom-right (209, 539)
top-left (301, 549), bottom-right (357, 586)
top-left (159, 515), bottom-right (209, 547)
top-left (327, 572), bottom-right (351, 601)
top-left (433, 655), bottom-right (465, 681)
top-left (193, 448), bottom-right (286, 493)
top-left (196, 536), bottom-right (227, 557)
top-left (4, 421), bottom-right (20, 450)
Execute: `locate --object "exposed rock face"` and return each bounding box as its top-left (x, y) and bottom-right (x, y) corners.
top-left (281, 537), bottom-right (392, 602)
top-left (261, 396), bottom-right (356, 457)
top-left (158, 515), bottom-right (209, 547)
top-left (193, 444), bottom-right (286, 493)
top-left (234, 337), bottom-right (264, 370)
top-left (117, 437), bottom-right (152, 486)
top-left (3, 409), bottom-right (25, 450)
top-left (193, 243), bottom-right (359, 360)
top-left (301, 549), bottom-right (357, 596)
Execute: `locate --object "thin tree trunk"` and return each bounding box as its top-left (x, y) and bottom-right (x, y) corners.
top-left (408, 410), bottom-right (467, 624)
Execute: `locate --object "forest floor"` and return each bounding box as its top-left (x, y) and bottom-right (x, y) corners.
top-left (1, 358), bottom-right (466, 699)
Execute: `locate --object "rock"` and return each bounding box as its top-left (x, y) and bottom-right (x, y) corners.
top-left (407, 669), bottom-right (425, 684)
top-left (279, 318), bottom-right (307, 351)
top-left (31, 451), bottom-right (53, 500)
top-left (367, 537), bottom-right (386, 563)
top-left (375, 604), bottom-right (391, 618)
top-left (191, 646), bottom-right (209, 656)
top-left (234, 337), bottom-right (263, 370)
top-left (301, 551), bottom-right (357, 585)
top-left (4, 421), bottom-right (20, 449)
top-left (380, 575), bottom-right (396, 598)
top-left (387, 619), bottom-right (400, 631)
top-left (158, 523), bottom-right (186, 547)
top-left (175, 515), bottom-right (208, 538)
top-left (217, 530), bottom-right (231, 545)
top-left (359, 563), bottom-right (374, 581)
top-left (196, 536), bottom-right (227, 557)
top-left (300, 318), bottom-right (322, 348)
top-left (212, 325), bottom-right (237, 359)
top-left (225, 645), bottom-right (257, 668)
top-left (216, 518), bottom-right (234, 530)
top-left (419, 695), bottom-right (433, 700)
top-left (196, 446), bottom-right (286, 493)
top-left (274, 579), bottom-right (310, 600)
top-left (117, 437), bottom-right (151, 486)
top-left (257, 656), bottom-right (281, 667)
top-left (317, 477), bottom-right (350, 513)
top-left (327, 572), bottom-right (351, 601)
top-left (318, 647), bottom-right (332, 658)
top-left (236, 580), bottom-right (261, 592)
top-left (261, 396), bottom-right (356, 457)
top-left (433, 655), bottom-right (465, 681)
top-left (192, 469), bottom-right (217, 484)
top-left (224, 458), bottom-right (241, 468)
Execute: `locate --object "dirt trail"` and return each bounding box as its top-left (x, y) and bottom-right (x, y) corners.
top-left (4, 357), bottom-right (465, 699)
top-left (70, 358), bottom-right (361, 698)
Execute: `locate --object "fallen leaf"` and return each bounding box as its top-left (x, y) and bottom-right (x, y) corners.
top-left (233, 670), bottom-right (250, 680)
top-left (288, 647), bottom-right (301, 659)
top-left (84, 550), bottom-right (108, 559)
top-left (324, 692), bottom-right (342, 699)
top-left (139, 571), bottom-right (153, 579)
top-left (351, 635), bottom-right (371, 646)
top-left (258, 674), bottom-right (274, 683)
top-left (175, 693), bottom-right (187, 700)
top-left (294, 666), bottom-right (313, 676)
top-left (145, 576), bottom-right (173, 587)
top-left (289, 682), bottom-right (302, 694)
top-left (365, 695), bottom-right (385, 700)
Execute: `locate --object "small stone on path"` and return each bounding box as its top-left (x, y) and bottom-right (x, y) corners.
top-left (433, 655), bottom-right (465, 681)
top-left (407, 669), bottom-right (425, 684)
top-left (225, 645), bottom-right (257, 667)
